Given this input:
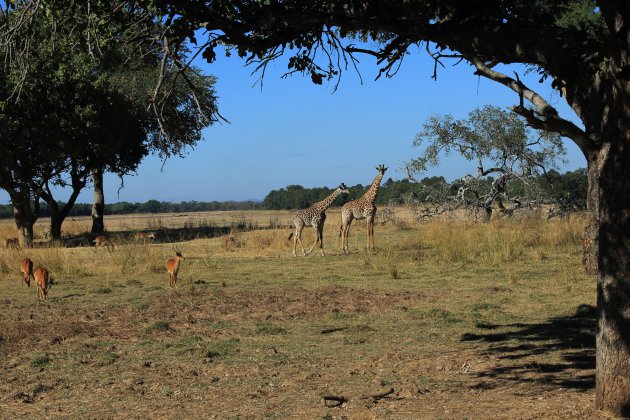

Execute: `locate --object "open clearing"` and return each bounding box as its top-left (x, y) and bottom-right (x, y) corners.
top-left (0, 209), bottom-right (595, 418)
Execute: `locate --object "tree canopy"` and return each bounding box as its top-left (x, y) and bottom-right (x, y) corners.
top-left (406, 105), bottom-right (567, 219)
top-left (0, 0), bottom-right (221, 242)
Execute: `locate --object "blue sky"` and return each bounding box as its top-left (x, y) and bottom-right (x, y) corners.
top-left (1, 45), bottom-right (586, 204)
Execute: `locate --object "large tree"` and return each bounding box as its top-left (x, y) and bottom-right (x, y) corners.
top-left (156, 1), bottom-right (630, 415)
top-left (0, 1), bottom-right (220, 242)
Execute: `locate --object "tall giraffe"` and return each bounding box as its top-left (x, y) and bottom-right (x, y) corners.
top-left (289, 183), bottom-right (350, 257)
top-left (340, 164), bottom-right (387, 253)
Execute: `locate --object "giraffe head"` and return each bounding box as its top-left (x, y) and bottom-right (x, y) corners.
top-left (376, 164), bottom-right (388, 175)
top-left (338, 183), bottom-right (350, 194)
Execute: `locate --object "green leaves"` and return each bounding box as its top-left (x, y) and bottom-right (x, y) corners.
top-left (410, 105), bottom-right (565, 177)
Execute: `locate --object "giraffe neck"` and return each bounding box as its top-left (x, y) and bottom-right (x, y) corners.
top-left (361, 173), bottom-right (384, 204)
top-left (313, 189), bottom-right (343, 212)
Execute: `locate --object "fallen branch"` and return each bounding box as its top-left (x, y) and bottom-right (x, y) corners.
top-left (322, 395), bottom-right (347, 407)
top-left (320, 327), bottom-right (348, 334)
top-left (364, 387), bottom-right (395, 401)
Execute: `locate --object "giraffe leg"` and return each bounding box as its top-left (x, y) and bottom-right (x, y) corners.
top-left (342, 222), bottom-right (351, 254)
top-left (340, 223), bottom-right (345, 253)
top-left (305, 234), bottom-right (318, 255)
top-left (341, 213), bottom-right (351, 254)
top-left (296, 228), bottom-right (307, 256)
top-left (365, 219), bottom-right (371, 252)
top-left (370, 220), bottom-right (375, 251)
top-left (317, 224), bottom-right (325, 256)
top-left (306, 223), bottom-right (322, 256)
top-left (293, 227), bottom-right (299, 257)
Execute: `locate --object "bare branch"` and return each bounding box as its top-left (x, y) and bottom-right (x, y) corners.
top-left (469, 56), bottom-right (596, 155)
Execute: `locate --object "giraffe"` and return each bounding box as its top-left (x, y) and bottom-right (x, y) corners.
top-left (340, 164), bottom-right (387, 253)
top-left (289, 183), bottom-right (350, 257)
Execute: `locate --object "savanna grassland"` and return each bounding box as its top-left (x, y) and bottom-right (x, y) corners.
top-left (0, 208), bottom-right (595, 418)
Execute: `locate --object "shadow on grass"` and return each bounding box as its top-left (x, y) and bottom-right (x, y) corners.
top-left (461, 304), bottom-right (595, 391)
top-left (62, 225), bottom-right (234, 248)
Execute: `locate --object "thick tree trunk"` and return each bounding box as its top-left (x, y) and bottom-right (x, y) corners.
top-left (91, 167), bottom-right (105, 234)
top-left (43, 182), bottom-right (84, 242)
top-left (595, 122), bottom-right (630, 413)
top-left (582, 151), bottom-right (600, 275)
top-left (8, 188), bottom-right (38, 247)
top-left (50, 212), bottom-right (63, 241)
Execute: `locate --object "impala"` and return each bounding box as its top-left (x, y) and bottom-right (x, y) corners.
top-left (33, 266), bottom-right (49, 300)
top-left (93, 234), bottom-right (116, 251)
top-left (134, 232), bottom-right (156, 243)
top-left (4, 237), bottom-right (20, 250)
top-left (19, 258), bottom-right (33, 287)
top-left (166, 251), bottom-right (185, 288)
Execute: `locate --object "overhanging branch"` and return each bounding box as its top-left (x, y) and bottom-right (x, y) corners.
top-left (470, 56), bottom-right (596, 155)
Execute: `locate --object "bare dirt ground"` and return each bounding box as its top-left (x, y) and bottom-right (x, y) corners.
top-left (0, 287), bottom-right (596, 418)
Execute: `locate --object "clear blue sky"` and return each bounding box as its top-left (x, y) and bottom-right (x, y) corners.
top-left (1, 45), bottom-right (586, 204)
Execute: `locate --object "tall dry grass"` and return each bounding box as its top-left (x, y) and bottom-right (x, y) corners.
top-left (397, 214), bottom-right (583, 266)
top-left (0, 210), bottom-right (586, 286)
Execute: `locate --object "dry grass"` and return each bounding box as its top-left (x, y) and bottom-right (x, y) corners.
top-left (0, 209), bottom-right (595, 418)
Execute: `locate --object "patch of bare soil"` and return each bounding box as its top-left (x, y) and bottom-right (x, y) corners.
top-left (148, 284), bottom-right (426, 322)
top-left (0, 286), bottom-right (596, 418)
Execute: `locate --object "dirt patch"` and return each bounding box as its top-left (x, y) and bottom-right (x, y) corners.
top-left (0, 283), bottom-right (595, 418)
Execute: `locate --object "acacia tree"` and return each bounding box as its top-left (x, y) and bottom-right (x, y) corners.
top-left (405, 105), bottom-right (566, 221)
top-left (155, 1), bottom-right (630, 414)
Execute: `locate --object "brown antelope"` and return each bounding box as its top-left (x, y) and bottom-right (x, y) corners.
top-left (93, 234), bottom-right (116, 251)
top-left (20, 258), bottom-right (33, 287)
top-left (166, 251), bottom-right (185, 288)
top-left (33, 266), bottom-right (49, 300)
top-left (4, 237), bottom-right (21, 250)
top-left (134, 232), bottom-right (156, 243)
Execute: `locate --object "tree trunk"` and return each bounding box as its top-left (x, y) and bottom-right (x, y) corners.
top-left (582, 150), bottom-right (600, 275)
top-left (41, 179), bottom-right (85, 242)
top-left (8, 188), bottom-right (38, 247)
top-left (595, 115), bottom-right (630, 414)
top-left (91, 167), bottom-right (105, 234)
top-left (50, 212), bottom-right (63, 241)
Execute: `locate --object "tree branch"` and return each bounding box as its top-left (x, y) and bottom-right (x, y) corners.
top-left (469, 56), bottom-right (596, 156)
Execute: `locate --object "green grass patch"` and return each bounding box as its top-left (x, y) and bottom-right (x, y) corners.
top-left (204, 338), bottom-right (240, 360)
top-left (146, 321), bottom-right (170, 333)
top-left (254, 322), bottom-right (287, 335)
top-left (30, 354), bottom-right (51, 367)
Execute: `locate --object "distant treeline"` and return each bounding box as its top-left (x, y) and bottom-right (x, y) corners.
top-left (0, 200), bottom-right (264, 219)
top-left (0, 169), bottom-right (586, 218)
top-left (261, 180), bottom-right (421, 210)
top-left (262, 169), bottom-right (588, 210)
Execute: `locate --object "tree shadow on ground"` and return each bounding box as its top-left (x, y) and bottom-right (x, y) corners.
top-left (62, 225), bottom-right (235, 248)
top-left (461, 304), bottom-right (595, 392)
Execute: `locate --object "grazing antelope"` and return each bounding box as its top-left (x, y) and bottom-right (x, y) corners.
top-left (20, 258), bottom-right (33, 287)
top-left (134, 232), bottom-right (156, 243)
top-left (93, 234), bottom-right (116, 251)
top-left (33, 267), bottom-right (49, 300)
top-left (166, 251), bottom-right (185, 288)
top-left (4, 237), bottom-right (21, 250)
